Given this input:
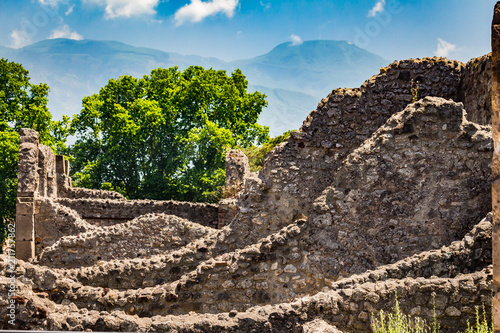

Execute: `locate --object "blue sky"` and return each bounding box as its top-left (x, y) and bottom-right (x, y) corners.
top-left (0, 0), bottom-right (496, 62)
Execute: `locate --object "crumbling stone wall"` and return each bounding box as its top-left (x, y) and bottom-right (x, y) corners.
top-left (228, 58), bottom-right (479, 249)
top-left (54, 198), bottom-right (218, 227)
top-left (7, 48), bottom-right (497, 332)
top-left (218, 149), bottom-right (251, 228)
top-left (459, 54), bottom-right (492, 125)
top-left (16, 128), bottom-right (40, 260)
top-left (15, 130), bottom-right (220, 261)
top-left (38, 214), bottom-right (217, 267)
top-left (0, 211), bottom-right (492, 331)
top-left (307, 97), bottom-right (492, 277)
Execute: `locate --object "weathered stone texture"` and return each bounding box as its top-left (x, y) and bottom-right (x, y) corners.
top-left (39, 214), bottom-right (217, 267)
top-left (34, 199), bottom-right (96, 257)
top-left (17, 129), bottom-right (39, 197)
top-left (229, 57), bottom-right (491, 250)
top-left (218, 197), bottom-right (239, 228)
top-left (225, 149), bottom-right (250, 193)
top-left (0, 212), bottom-right (492, 331)
top-left (459, 54), bottom-right (492, 125)
top-left (38, 145), bottom-right (57, 198)
top-left (54, 198), bottom-right (219, 228)
top-left (16, 128), bottom-right (40, 261)
top-left (308, 97), bottom-right (492, 277)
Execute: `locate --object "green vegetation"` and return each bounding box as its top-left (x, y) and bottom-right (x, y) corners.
top-left (69, 66), bottom-right (269, 203)
top-left (0, 59), bottom-right (273, 246)
top-left (371, 292), bottom-right (492, 333)
top-left (0, 58), bottom-right (69, 250)
top-left (241, 130), bottom-right (295, 172)
top-left (411, 79), bottom-right (420, 103)
top-left (371, 295), bottom-right (432, 333)
top-left (463, 305), bottom-right (492, 333)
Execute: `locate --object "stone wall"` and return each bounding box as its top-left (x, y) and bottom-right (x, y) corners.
top-left (15, 129), bottom-right (220, 262)
top-left (38, 214), bottom-right (217, 267)
top-left (459, 54), bottom-right (492, 126)
top-left (54, 198), bottom-right (218, 228)
top-left (7, 49), bottom-right (496, 332)
top-left (307, 97), bottom-right (492, 277)
top-left (16, 128), bottom-right (40, 260)
top-left (0, 212), bottom-right (492, 332)
top-left (227, 57), bottom-right (480, 250)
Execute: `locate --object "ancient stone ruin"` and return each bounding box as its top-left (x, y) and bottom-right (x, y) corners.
top-left (0, 26), bottom-right (497, 333)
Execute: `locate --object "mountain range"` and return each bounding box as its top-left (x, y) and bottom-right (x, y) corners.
top-left (0, 39), bottom-right (387, 136)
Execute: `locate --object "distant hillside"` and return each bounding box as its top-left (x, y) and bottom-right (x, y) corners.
top-left (0, 39), bottom-right (387, 136)
top-left (231, 40), bottom-right (387, 98)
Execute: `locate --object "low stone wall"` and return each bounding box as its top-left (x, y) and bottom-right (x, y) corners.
top-left (34, 199), bottom-right (96, 258)
top-left (38, 214), bottom-right (217, 267)
top-left (0, 211), bottom-right (492, 332)
top-left (54, 198), bottom-right (219, 228)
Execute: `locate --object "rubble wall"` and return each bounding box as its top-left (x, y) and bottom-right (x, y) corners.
top-left (54, 198), bottom-right (218, 228)
top-left (459, 54), bottom-right (492, 125)
top-left (229, 57), bottom-right (491, 251)
top-left (15, 129), bottom-right (220, 261)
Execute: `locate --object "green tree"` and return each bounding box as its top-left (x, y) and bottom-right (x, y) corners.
top-left (70, 66), bottom-right (269, 202)
top-left (0, 58), bottom-right (68, 250)
top-left (241, 130), bottom-right (295, 172)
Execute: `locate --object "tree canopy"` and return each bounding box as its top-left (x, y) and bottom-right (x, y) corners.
top-left (0, 58), bottom-right (68, 249)
top-left (70, 66), bottom-right (269, 202)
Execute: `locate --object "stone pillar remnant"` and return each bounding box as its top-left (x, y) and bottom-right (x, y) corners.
top-left (16, 128), bottom-right (40, 260)
top-left (492, 2), bottom-right (500, 332)
top-left (225, 149), bottom-right (250, 193)
top-left (218, 150), bottom-right (251, 228)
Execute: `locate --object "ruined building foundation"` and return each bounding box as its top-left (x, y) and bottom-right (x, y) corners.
top-left (2, 16), bottom-right (500, 331)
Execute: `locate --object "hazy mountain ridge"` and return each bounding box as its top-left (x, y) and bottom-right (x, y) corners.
top-left (0, 39), bottom-right (387, 135)
top-left (232, 40), bottom-right (387, 97)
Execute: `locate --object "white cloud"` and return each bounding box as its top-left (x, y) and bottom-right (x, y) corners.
top-left (174, 0), bottom-right (239, 26)
top-left (290, 34), bottom-right (303, 46)
top-left (66, 4), bottom-right (75, 15)
top-left (38, 0), bottom-right (65, 7)
top-left (368, 0), bottom-right (385, 17)
top-left (86, 0), bottom-right (160, 19)
top-left (260, 1), bottom-right (270, 10)
top-left (49, 25), bottom-right (83, 40)
top-left (10, 29), bottom-right (32, 49)
top-left (434, 38), bottom-right (456, 57)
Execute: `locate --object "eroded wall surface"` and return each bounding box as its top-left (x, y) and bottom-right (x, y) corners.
top-left (227, 56), bottom-right (492, 256)
top-left (15, 132), bottom-right (220, 262)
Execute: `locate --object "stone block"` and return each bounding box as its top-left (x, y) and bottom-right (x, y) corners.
top-left (16, 240), bottom-right (35, 261)
top-left (56, 155), bottom-right (66, 174)
top-left (16, 214), bottom-right (34, 241)
top-left (17, 141), bottom-right (39, 196)
top-left (19, 128), bottom-right (39, 143)
top-left (16, 198), bottom-right (34, 215)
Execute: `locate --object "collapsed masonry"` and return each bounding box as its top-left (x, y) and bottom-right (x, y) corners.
top-left (0, 51), bottom-right (496, 332)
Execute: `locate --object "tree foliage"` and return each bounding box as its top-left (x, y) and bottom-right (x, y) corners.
top-left (70, 66), bottom-right (269, 202)
top-left (0, 58), bottom-right (68, 249)
top-left (241, 130), bottom-right (295, 172)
